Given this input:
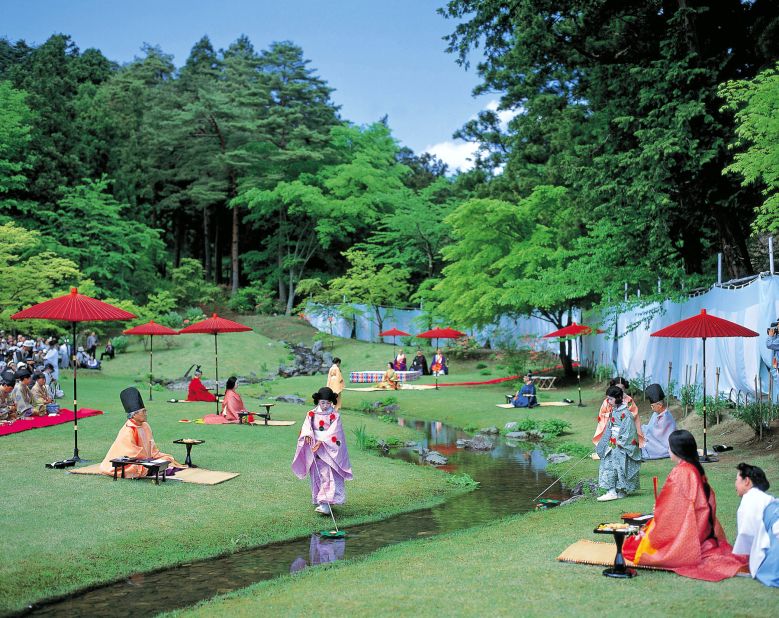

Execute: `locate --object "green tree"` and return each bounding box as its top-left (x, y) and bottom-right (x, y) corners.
top-left (0, 221), bottom-right (81, 330)
top-left (0, 80), bottom-right (31, 205)
top-left (720, 62), bottom-right (779, 234)
top-left (46, 177), bottom-right (164, 299)
top-left (325, 249), bottom-right (410, 338)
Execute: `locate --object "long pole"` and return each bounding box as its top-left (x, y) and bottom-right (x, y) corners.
top-left (576, 336), bottom-right (583, 407)
top-left (149, 335), bottom-right (154, 401)
top-left (701, 337), bottom-right (710, 462)
top-left (214, 333), bottom-right (220, 414)
top-left (71, 321), bottom-right (82, 461)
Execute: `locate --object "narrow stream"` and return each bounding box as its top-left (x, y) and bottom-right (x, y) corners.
top-left (22, 416), bottom-right (568, 617)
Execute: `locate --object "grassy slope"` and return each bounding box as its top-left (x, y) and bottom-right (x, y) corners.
top-left (168, 360), bottom-right (779, 617)
top-left (0, 321), bottom-right (473, 613)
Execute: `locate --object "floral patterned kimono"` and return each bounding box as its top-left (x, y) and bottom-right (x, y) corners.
top-left (596, 402), bottom-right (642, 495)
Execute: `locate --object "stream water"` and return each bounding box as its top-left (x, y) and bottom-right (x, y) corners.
top-left (22, 416), bottom-right (568, 617)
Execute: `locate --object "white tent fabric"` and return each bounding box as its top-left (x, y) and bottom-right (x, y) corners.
top-left (582, 275), bottom-right (777, 399)
top-left (305, 275), bottom-right (777, 398)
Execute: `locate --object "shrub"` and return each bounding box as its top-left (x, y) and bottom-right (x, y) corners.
top-left (479, 369), bottom-right (492, 376)
top-left (183, 306), bottom-right (207, 323)
top-left (475, 362), bottom-right (488, 369)
top-left (352, 424), bottom-right (379, 450)
top-left (694, 394), bottom-right (729, 425)
top-left (378, 413), bottom-right (397, 424)
top-left (731, 401), bottom-right (776, 440)
top-left (111, 335), bottom-right (129, 354)
top-left (679, 383), bottom-right (702, 411)
top-left (539, 418), bottom-right (572, 437)
top-left (462, 423), bottom-right (479, 434)
top-left (445, 336), bottom-right (484, 360)
top-left (515, 417), bottom-right (540, 432)
top-left (446, 473), bottom-right (480, 488)
top-left (159, 311), bottom-right (184, 330)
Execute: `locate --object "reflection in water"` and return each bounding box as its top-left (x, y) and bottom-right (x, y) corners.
top-left (26, 416), bottom-right (567, 617)
top-left (290, 534), bottom-right (346, 573)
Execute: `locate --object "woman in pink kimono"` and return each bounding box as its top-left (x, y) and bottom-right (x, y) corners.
top-left (292, 387), bottom-right (353, 514)
top-left (203, 376), bottom-right (245, 424)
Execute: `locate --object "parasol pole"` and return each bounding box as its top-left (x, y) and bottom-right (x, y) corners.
top-left (71, 321), bottom-right (82, 461)
top-left (576, 335), bottom-right (583, 407)
top-left (701, 336), bottom-right (710, 463)
top-left (214, 332), bottom-right (220, 414)
top-left (149, 335), bottom-right (154, 401)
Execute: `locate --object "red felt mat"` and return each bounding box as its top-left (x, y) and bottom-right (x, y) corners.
top-left (0, 408), bottom-right (103, 437)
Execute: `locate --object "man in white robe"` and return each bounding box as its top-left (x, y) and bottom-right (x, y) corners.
top-left (733, 462), bottom-right (776, 579)
top-left (640, 384), bottom-right (676, 460)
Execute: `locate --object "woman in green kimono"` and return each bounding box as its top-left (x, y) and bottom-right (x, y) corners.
top-left (596, 385), bottom-right (642, 501)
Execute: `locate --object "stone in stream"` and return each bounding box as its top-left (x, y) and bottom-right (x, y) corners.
top-left (504, 421), bottom-right (519, 431)
top-left (273, 395), bottom-right (306, 405)
top-left (455, 438), bottom-right (469, 448)
top-left (524, 429), bottom-right (545, 441)
top-left (504, 431), bottom-right (528, 440)
top-left (404, 440), bottom-right (419, 448)
top-left (547, 453), bottom-right (572, 464)
top-left (464, 435), bottom-right (494, 451)
top-left (424, 451), bottom-right (448, 465)
top-left (383, 404), bottom-right (400, 413)
top-left (479, 426), bottom-right (499, 435)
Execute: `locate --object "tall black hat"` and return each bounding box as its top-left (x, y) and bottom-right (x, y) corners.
top-left (312, 386), bottom-right (338, 404)
top-left (645, 383), bottom-right (665, 404)
top-left (120, 387), bottom-right (145, 416)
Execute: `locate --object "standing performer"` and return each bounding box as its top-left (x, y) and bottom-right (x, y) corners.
top-left (292, 387), bottom-right (352, 515)
top-left (326, 357), bottom-right (345, 410)
top-left (596, 385), bottom-right (642, 501)
top-left (99, 387), bottom-right (183, 478)
top-left (592, 377), bottom-right (644, 449)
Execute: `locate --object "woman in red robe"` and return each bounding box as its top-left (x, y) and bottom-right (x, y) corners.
top-left (623, 429), bottom-right (747, 581)
top-left (187, 368), bottom-right (217, 402)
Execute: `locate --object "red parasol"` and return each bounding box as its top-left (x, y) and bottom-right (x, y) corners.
top-left (179, 314), bottom-right (252, 412)
top-left (11, 287), bottom-right (135, 461)
top-left (543, 322), bottom-right (598, 407)
top-left (416, 327), bottom-right (466, 389)
top-left (123, 321), bottom-right (179, 401)
top-left (651, 309), bottom-right (758, 461)
top-left (379, 328), bottom-right (411, 359)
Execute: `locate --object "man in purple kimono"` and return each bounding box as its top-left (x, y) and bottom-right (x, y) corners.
top-left (292, 387), bottom-right (353, 514)
top-left (640, 384), bottom-right (677, 460)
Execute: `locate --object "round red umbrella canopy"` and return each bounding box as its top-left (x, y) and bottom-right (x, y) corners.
top-left (542, 322), bottom-right (594, 338)
top-left (179, 314), bottom-right (252, 412)
top-left (124, 320), bottom-right (180, 337)
top-left (417, 327), bottom-right (466, 340)
top-left (651, 309), bottom-right (758, 461)
top-left (11, 286), bottom-right (136, 322)
top-left (650, 309), bottom-right (758, 339)
top-left (379, 328), bottom-right (411, 337)
top-left (123, 321), bottom-right (180, 402)
top-left (11, 287), bottom-right (136, 461)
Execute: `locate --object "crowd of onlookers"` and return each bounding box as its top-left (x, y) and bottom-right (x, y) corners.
top-left (0, 331), bottom-right (114, 423)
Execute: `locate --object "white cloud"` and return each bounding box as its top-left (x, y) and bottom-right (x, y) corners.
top-left (424, 139), bottom-right (480, 172)
top-left (424, 99), bottom-right (521, 172)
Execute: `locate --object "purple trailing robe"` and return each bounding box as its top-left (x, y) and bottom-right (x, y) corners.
top-left (292, 404), bottom-right (353, 505)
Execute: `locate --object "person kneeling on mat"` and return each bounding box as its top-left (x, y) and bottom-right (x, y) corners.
top-left (292, 387), bottom-right (352, 515)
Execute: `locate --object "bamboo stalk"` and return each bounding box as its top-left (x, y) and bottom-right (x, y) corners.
top-left (642, 359), bottom-right (647, 401)
top-left (755, 375), bottom-right (762, 441)
top-left (715, 367), bottom-right (720, 424)
top-left (667, 361), bottom-right (672, 400)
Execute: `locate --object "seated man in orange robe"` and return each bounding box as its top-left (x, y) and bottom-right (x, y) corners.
top-left (623, 429), bottom-right (747, 581)
top-left (99, 387), bottom-right (183, 478)
top-left (187, 367), bottom-right (217, 402)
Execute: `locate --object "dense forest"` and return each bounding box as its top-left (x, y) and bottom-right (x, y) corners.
top-left (1, 1), bottom-right (778, 338)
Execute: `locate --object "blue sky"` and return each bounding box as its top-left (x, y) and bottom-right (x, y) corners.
top-left (1, 0), bottom-right (498, 170)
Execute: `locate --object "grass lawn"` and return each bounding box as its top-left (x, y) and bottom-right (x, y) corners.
top-left (160, 345), bottom-right (779, 617)
top-left (0, 323), bottom-right (474, 614)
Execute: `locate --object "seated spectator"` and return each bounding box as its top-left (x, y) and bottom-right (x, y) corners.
top-left (640, 384), bottom-right (677, 459)
top-left (76, 346), bottom-right (101, 369)
top-left (377, 362), bottom-right (400, 390)
top-left (31, 373), bottom-right (53, 415)
top-left (410, 350), bottom-right (429, 375)
top-left (100, 339), bottom-right (115, 361)
top-left (12, 368), bottom-right (37, 417)
top-left (622, 430), bottom-right (746, 581)
top-left (0, 373), bottom-right (17, 421)
top-left (733, 463), bottom-right (778, 586)
top-left (430, 349), bottom-right (448, 376)
top-left (511, 374), bottom-right (538, 408)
